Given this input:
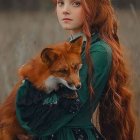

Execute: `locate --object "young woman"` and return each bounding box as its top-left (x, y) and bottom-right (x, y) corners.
top-left (16, 0), bottom-right (135, 139)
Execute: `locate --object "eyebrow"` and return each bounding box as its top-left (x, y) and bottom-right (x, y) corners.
top-left (57, 0), bottom-right (81, 3)
top-left (57, 0), bottom-right (81, 2)
top-left (67, 0), bottom-right (81, 2)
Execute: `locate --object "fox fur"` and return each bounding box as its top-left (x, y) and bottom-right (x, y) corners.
top-left (0, 37), bottom-right (83, 140)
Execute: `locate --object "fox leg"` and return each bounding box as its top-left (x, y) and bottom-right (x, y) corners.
top-left (0, 132), bottom-right (15, 140)
top-left (0, 125), bottom-right (18, 140)
top-left (1, 130), bottom-right (15, 140)
top-left (17, 134), bottom-right (33, 140)
top-left (2, 135), bottom-right (14, 140)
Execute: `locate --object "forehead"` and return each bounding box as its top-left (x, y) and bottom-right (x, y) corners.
top-left (66, 54), bottom-right (81, 64)
top-left (58, 52), bottom-right (81, 65)
top-left (51, 53), bottom-right (81, 70)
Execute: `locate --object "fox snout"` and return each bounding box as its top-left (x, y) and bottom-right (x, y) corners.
top-left (64, 74), bottom-right (82, 90)
top-left (67, 81), bottom-right (81, 90)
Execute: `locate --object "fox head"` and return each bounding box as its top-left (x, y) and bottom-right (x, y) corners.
top-left (18, 37), bottom-right (83, 93)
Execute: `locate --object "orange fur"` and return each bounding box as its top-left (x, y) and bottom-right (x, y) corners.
top-left (0, 37), bottom-right (83, 140)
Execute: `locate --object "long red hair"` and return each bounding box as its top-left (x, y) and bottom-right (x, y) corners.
top-left (52, 0), bottom-right (135, 139)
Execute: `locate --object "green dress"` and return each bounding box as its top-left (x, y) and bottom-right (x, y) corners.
top-left (16, 32), bottom-right (112, 140)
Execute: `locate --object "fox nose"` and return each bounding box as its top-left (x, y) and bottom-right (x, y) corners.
top-left (68, 82), bottom-right (81, 89)
top-left (76, 84), bottom-right (81, 90)
top-left (68, 82), bottom-right (73, 87)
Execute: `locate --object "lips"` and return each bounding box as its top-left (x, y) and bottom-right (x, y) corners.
top-left (62, 18), bottom-right (72, 21)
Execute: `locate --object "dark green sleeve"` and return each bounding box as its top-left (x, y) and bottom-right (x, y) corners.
top-left (77, 42), bottom-right (112, 109)
top-left (90, 43), bottom-right (112, 111)
top-left (16, 80), bottom-right (82, 136)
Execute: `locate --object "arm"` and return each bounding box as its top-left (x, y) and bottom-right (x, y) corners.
top-left (16, 80), bottom-right (81, 136)
top-left (77, 42), bottom-right (112, 111)
top-left (16, 43), bottom-right (112, 136)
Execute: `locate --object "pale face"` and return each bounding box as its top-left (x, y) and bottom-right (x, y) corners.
top-left (56, 0), bottom-right (84, 35)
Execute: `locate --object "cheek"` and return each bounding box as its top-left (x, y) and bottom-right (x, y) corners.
top-left (75, 10), bottom-right (84, 24)
top-left (79, 16), bottom-right (84, 24)
top-left (56, 8), bottom-right (61, 20)
top-left (75, 16), bottom-right (84, 27)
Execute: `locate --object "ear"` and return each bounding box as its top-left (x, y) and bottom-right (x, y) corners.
top-left (41, 47), bottom-right (60, 66)
top-left (65, 42), bottom-right (72, 52)
top-left (18, 62), bottom-right (33, 80)
top-left (69, 37), bottom-right (83, 54)
top-left (72, 36), bottom-right (83, 46)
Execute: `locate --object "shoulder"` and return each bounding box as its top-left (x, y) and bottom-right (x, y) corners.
top-left (90, 38), bottom-right (112, 57)
top-left (90, 37), bottom-right (113, 70)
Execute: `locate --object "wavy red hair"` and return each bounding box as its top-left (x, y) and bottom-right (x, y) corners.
top-left (52, 0), bottom-right (136, 139)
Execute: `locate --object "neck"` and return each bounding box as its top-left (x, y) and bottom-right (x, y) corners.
top-left (68, 28), bottom-right (83, 36)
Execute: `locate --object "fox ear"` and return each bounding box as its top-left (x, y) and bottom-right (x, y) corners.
top-left (73, 36), bottom-right (83, 46)
top-left (18, 62), bottom-right (33, 80)
top-left (41, 47), bottom-right (59, 65)
top-left (69, 37), bottom-right (83, 54)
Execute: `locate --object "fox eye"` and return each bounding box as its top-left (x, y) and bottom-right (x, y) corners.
top-left (72, 63), bottom-right (82, 70)
top-left (74, 65), bottom-right (78, 70)
top-left (58, 69), bottom-right (68, 74)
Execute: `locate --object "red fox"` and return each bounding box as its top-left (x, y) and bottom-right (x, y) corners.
top-left (0, 37), bottom-right (83, 140)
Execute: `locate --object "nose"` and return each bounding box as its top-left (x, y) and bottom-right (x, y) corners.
top-left (62, 5), bottom-right (70, 15)
top-left (76, 84), bottom-right (81, 90)
top-left (68, 82), bottom-right (73, 87)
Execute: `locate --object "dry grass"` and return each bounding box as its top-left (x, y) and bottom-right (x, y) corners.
top-left (0, 9), bottom-right (140, 139)
top-left (0, 10), bottom-right (68, 102)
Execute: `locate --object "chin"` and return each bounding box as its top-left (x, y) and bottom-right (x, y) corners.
top-left (62, 26), bottom-right (72, 30)
top-left (63, 26), bottom-right (82, 32)
top-left (61, 25), bottom-right (73, 30)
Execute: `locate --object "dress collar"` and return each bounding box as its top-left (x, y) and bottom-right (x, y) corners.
top-left (91, 32), bottom-right (99, 44)
top-left (67, 31), bottom-right (87, 43)
top-left (66, 31), bottom-right (99, 53)
top-left (67, 31), bottom-right (98, 43)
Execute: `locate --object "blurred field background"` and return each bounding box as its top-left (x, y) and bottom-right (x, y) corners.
top-left (0, 0), bottom-right (139, 139)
